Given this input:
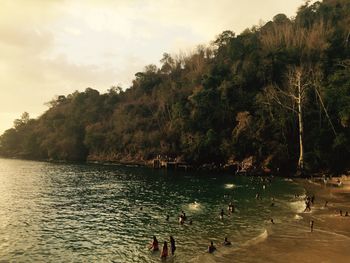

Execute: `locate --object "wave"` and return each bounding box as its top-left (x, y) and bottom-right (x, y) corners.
top-left (224, 183), bottom-right (237, 189)
top-left (294, 214), bottom-right (303, 220)
top-left (242, 229), bottom-right (268, 247)
top-left (188, 201), bottom-right (202, 211)
top-left (289, 200), bottom-right (306, 213)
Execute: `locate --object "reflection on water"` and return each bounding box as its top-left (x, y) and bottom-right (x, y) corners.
top-left (0, 158), bottom-right (303, 262)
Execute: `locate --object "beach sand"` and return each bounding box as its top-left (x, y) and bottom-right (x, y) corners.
top-left (214, 176), bottom-right (350, 263)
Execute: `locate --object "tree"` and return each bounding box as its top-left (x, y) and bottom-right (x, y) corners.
top-left (263, 66), bottom-right (312, 171)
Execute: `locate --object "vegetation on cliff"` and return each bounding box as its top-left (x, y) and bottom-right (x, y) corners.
top-left (1, 0), bottom-right (349, 173)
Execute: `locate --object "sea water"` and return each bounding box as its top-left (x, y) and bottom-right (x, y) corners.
top-left (0, 158), bottom-right (304, 262)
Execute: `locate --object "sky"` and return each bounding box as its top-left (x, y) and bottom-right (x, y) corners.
top-left (0, 0), bottom-right (308, 134)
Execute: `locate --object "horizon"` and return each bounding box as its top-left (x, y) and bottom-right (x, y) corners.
top-left (0, 0), bottom-right (309, 134)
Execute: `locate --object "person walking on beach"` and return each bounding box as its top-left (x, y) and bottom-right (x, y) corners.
top-left (310, 220), bottom-right (314, 232)
top-left (160, 241), bottom-right (168, 259)
top-left (170, 236), bottom-right (176, 255)
top-left (149, 236), bottom-right (159, 251)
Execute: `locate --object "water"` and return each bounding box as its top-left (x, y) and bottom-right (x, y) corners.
top-left (0, 158), bottom-right (304, 262)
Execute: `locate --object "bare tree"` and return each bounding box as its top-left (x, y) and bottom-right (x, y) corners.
top-left (263, 66), bottom-right (312, 171)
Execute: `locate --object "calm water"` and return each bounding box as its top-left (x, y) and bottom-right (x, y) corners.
top-left (0, 158), bottom-right (304, 262)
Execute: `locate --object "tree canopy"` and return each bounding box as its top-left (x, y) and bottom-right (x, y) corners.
top-left (1, 0), bottom-right (349, 174)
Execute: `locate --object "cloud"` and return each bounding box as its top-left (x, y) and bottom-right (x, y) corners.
top-left (0, 0), bottom-right (306, 133)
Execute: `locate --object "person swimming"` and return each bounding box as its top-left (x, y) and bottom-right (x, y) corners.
top-left (170, 236), bottom-right (176, 255)
top-left (160, 241), bottom-right (168, 259)
top-left (208, 241), bottom-right (216, 253)
top-left (223, 237), bottom-right (231, 246)
top-left (149, 236), bottom-right (159, 251)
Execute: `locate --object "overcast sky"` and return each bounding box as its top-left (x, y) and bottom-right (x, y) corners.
top-left (0, 0), bottom-right (308, 134)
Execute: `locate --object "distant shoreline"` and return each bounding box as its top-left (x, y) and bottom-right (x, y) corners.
top-left (1, 155), bottom-right (348, 178)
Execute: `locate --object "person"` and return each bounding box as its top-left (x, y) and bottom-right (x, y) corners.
top-left (324, 201), bottom-right (328, 207)
top-left (271, 198), bottom-right (275, 207)
top-left (228, 202), bottom-right (234, 212)
top-left (220, 209), bottom-right (224, 220)
top-left (166, 215), bottom-right (169, 221)
top-left (270, 218), bottom-right (275, 224)
top-left (208, 241), bottom-right (216, 253)
top-left (179, 215), bottom-right (184, 225)
top-left (345, 211), bottom-right (349, 217)
top-left (170, 236), bottom-right (176, 255)
top-left (223, 237), bottom-right (231, 246)
top-left (311, 195), bottom-right (315, 205)
top-left (140, 207), bottom-right (143, 211)
top-left (310, 220), bottom-right (314, 232)
top-left (161, 241), bottom-right (168, 259)
top-left (340, 210), bottom-right (343, 216)
top-left (149, 236), bottom-right (159, 251)
top-left (304, 199), bottom-right (311, 212)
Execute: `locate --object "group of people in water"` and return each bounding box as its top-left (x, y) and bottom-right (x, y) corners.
top-left (149, 205), bottom-right (235, 260)
top-left (149, 176), bottom-right (345, 260)
top-left (149, 234), bottom-right (232, 259)
top-left (149, 236), bottom-right (176, 259)
top-left (178, 211), bottom-right (192, 225)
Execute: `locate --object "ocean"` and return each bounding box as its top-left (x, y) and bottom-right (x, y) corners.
top-left (0, 158), bottom-right (306, 262)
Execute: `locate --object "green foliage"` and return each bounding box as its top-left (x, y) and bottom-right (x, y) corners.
top-left (0, 0), bottom-right (349, 172)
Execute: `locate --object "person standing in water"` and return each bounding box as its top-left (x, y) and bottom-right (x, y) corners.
top-left (220, 209), bottom-right (224, 220)
top-left (208, 241), bottom-right (216, 253)
top-left (149, 236), bottom-right (159, 251)
top-left (223, 237), bottom-right (231, 246)
top-left (170, 236), bottom-right (176, 255)
top-left (310, 220), bottom-right (314, 232)
top-left (160, 241), bottom-right (168, 259)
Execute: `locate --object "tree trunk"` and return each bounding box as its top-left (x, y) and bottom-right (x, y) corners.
top-left (297, 72), bottom-right (304, 171)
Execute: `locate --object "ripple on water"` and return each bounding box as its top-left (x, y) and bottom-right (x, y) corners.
top-left (0, 158), bottom-right (304, 262)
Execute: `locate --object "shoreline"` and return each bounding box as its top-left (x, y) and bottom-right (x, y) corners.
top-left (214, 176), bottom-right (350, 263)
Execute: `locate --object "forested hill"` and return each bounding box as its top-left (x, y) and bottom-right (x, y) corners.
top-left (1, 0), bottom-right (349, 174)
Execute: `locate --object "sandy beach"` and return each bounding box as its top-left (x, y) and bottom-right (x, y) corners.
top-left (209, 175), bottom-right (350, 263)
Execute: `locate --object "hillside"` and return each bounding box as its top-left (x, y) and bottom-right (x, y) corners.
top-left (1, 0), bottom-right (349, 174)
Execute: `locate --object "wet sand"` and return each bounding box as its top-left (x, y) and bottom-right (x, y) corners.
top-left (214, 176), bottom-right (350, 263)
